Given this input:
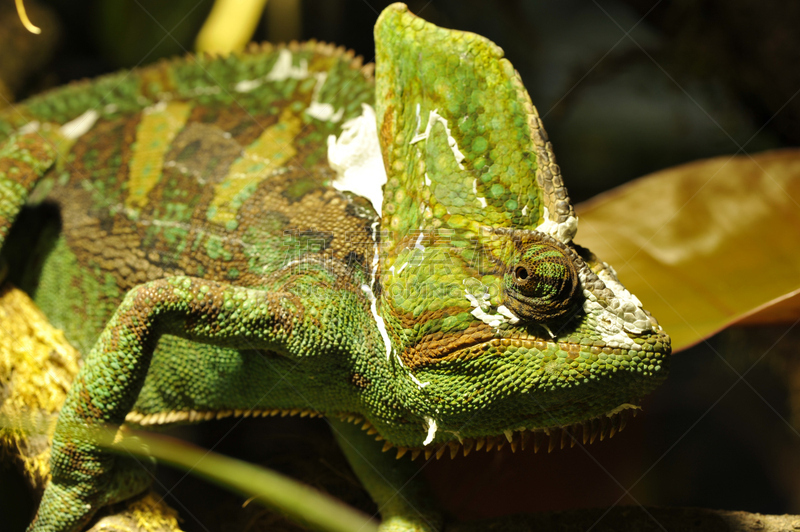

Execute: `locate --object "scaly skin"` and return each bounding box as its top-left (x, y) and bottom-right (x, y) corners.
top-left (0, 3), bottom-right (671, 531)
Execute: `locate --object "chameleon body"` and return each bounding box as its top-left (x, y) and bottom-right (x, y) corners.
top-left (0, 4), bottom-right (671, 531)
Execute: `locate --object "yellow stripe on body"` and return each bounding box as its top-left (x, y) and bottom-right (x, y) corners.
top-left (126, 101), bottom-right (193, 212)
top-left (206, 108), bottom-right (301, 226)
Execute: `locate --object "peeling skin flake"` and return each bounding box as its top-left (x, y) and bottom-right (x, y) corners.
top-left (234, 78), bottom-right (262, 93)
top-left (423, 416), bottom-right (438, 446)
top-left (327, 104), bottom-right (388, 215)
top-left (535, 206), bottom-right (578, 244)
top-left (361, 284), bottom-right (393, 360)
top-left (414, 232), bottom-right (425, 251)
top-left (60, 110), bottom-right (99, 140)
top-left (496, 305), bottom-right (520, 324)
top-left (18, 121), bottom-right (40, 135)
top-left (305, 72), bottom-right (344, 122)
top-left (409, 373), bottom-right (430, 389)
top-left (409, 109), bottom-right (466, 169)
top-left (464, 290), bottom-right (514, 328)
top-left (235, 49), bottom-right (310, 92)
top-left (472, 178), bottom-right (488, 208)
top-left (306, 101), bottom-right (344, 122)
top-left (266, 48), bottom-right (309, 81)
top-left (579, 264), bottom-right (657, 349)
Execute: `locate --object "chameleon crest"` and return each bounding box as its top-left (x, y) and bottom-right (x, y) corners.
top-left (0, 3), bottom-right (670, 531)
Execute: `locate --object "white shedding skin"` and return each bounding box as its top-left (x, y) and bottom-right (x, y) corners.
top-left (414, 231), bottom-right (425, 252)
top-left (328, 104), bottom-right (387, 216)
top-left (465, 290), bottom-right (514, 328)
top-left (365, 220), bottom-right (417, 381)
top-left (235, 49), bottom-right (309, 92)
top-left (305, 72), bottom-right (344, 122)
top-left (306, 101), bottom-right (344, 122)
top-left (409, 109), bottom-right (465, 169)
top-left (464, 290), bottom-right (489, 311)
top-left (535, 206), bottom-right (578, 244)
top-left (361, 284), bottom-right (393, 360)
top-left (234, 78), bottom-right (262, 93)
top-left (148, 101), bottom-right (169, 114)
top-left (597, 266), bottom-right (654, 334)
top-left (423, 417), bottom-right (438, 446)
top-left (579, 264), bottom-right (657, 349)
top-left (363, 222), bottom-right (393, 359)
top-left (496, 305), bottom-right (520, 324)
top-left (59, 110), bottom-right (99, 140)
top-left (18, 121), bottom-right (40, 135)
top-left (234, 53), bottom-right (341, 121)
top-left (409, 373), bottom-right (430, 389)
top-left (266, 48), bottom-right (309, 81)
top-left (473, 178), bottom-right (488, 208)
top-left (369, 222), bottom-right (380, 286)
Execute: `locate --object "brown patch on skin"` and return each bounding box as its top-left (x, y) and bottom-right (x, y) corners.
top-left (60, 201), bottom-right (166, 291)
top-left (187, 104), bottom-right (281, 148)
top-left (221, 173), bottom-right (377, 289)
top-left (138, 64), bottom-right (178, 101)
top-left (0, 136), bottom-right (53, 188)
top-left (74, 383), bottom-right (105, 421)
top-left (115, 113), bottom-right (141, 193)
top-left (264, 290), bottom-right (303, 338)
top-left (162, 122), bottom-right (243, 185)
top-left (399, 321), bottom-right (495, 370)
top-left (351, 372), bottom-right (370, 389)
top-left (379, 102), bottom-right (394, 170)
top-left (281, 190), bottom-right (375, 259)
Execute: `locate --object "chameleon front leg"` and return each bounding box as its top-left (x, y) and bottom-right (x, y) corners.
top-left (0, 131), bottom-right (57, 283)
top-left (28, 275), bottom-right (317, 532)
top-left (330, 419), bottom-right (443, 532)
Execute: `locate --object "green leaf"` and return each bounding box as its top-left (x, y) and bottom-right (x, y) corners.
top-left (575, 149), bottom-right (800, 352)
top-left (103, 427), bottom-right (379, 532)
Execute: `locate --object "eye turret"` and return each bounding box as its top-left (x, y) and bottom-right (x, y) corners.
top-left (503, 240), bottom-right (581, 322)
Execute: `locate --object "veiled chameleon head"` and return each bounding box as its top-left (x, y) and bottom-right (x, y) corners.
top-left (332, 3), bottom-right (671, 453)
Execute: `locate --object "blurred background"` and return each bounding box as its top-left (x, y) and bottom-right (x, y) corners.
top-left (1, 1), bottom-right (799, 530)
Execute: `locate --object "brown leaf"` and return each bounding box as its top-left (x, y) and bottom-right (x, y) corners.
top-left (575, 149), bottom-right (800, 351)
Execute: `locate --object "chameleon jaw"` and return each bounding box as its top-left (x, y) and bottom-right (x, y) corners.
top-left (350, 402), bottom-right (643, 461)
top-left (127, 402), bottom-right (643, 462)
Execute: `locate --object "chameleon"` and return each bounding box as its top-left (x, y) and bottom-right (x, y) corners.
top-left (0, 3), bottom-right (671, 531)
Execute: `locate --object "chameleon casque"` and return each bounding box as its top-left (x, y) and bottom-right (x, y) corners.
top-left (0, 3), bottom-right (671, 531)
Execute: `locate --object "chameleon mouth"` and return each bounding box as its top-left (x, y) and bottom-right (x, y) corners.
top-left (355, 402), bottom-right (642, 461)
top-left (126, 402), bottom-right (640, 461)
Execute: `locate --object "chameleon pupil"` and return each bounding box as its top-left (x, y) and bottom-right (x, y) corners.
top-left (503, 241), bottom-right (581, 322)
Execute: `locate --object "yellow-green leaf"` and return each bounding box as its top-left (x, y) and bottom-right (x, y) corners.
top-left (575, 149), bottom-right (800, 351)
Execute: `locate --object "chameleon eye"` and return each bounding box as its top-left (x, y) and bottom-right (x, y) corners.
top-left (503, 242), bottom-right (581, 322)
